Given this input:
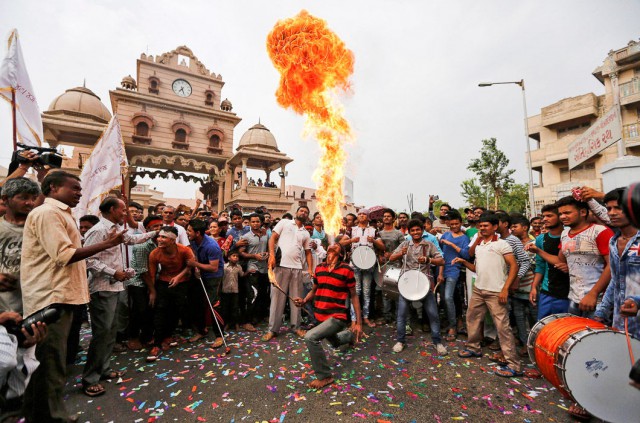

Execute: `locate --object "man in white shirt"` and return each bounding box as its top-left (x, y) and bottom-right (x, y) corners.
top-left (453, 212), bottom-right (521, 377)
top-left (263, 206), bottom-right (313, 341)
top-left (161, 205), bottom-right (189, 246)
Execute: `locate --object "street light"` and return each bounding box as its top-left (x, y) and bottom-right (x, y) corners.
top-left (478, 80), bottom-right (537, 216)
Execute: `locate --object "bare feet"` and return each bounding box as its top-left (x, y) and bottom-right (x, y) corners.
top-left (308, 377), bottom-right (334, 390)
top-left (364, 318), bottom-right (376, 328)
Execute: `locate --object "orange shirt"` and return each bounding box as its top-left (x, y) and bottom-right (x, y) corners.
top-left (148, 244), bottom-right (194, 283)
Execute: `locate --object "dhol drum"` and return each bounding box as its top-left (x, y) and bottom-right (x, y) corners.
top-left (352, 246), bottom-right (376, 270)
top-left (381, 266), bottom-right (402, 300)
top-left (397, 270), bottom-right (431, 301)
top-left (528, 314), bottom-right (640, 423)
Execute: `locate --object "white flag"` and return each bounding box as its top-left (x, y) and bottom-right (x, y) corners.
top-left (74, 116), bottom-right (128, 219)
top-left (0, 29), bottom-right (43, 147)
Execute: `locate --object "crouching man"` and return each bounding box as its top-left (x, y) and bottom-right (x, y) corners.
top-left (293, 244), bottom-right (363, 390)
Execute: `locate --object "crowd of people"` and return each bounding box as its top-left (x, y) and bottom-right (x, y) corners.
top-left (0, 162), bottom-right (639, 422)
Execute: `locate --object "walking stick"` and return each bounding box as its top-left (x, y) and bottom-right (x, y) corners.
top-left (196, 272), bottom-right (231, 356)
top-left (267, 268), bottom-right (315, 319)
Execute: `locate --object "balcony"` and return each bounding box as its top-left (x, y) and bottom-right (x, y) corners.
top-left (623, 122), bottom-right (640, 148)
top-left (541, 93), bottom-right (599, 128)
top-left (620, 79), bottom-right (640, 107)
top-left (132, 134), bottom-right (152, 145)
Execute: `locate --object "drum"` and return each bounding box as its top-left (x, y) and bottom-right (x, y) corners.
top-left (397, 269), bottom-right (431, 301)
top-left (528, 314), bottom-right (640, 423)
top-left (382, 266), bottom-right (401, 300)
top-left (352, 246), bottom-right (376, 270)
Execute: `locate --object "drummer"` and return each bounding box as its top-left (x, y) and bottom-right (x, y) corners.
top-left (344, 209), bottom-right (385, 328)
top-left (378, 209), bottom-right (407, 323)
top-left (389, 219), bottom-right (447, 355)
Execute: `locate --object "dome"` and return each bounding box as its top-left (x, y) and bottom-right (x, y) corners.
top-left (47, 86), bottom-right (112, 123)
top-left (220, 98), bottom-right (233, 111)
top-left (121, 75), bottom-right (136, 90)
top-left (238, 122), bottom-right (279, 150)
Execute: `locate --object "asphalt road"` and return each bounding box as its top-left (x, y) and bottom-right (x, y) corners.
top-left (61, 320), bottom-right (580, 423)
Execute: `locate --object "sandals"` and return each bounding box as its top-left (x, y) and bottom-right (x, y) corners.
top-left (495, 366), bottom-right (523, 378)
top-left (83, 383), bottom-right (106, 397)
top-left (568, 403), bottom-right (592, 421)
top-left (488, 341), bottom-right (501, 351)
top-left (100, 370), bottom-right (126, 380)
top-left (445, 332), bottom-right (457, 342)
top-left (458, 349), bottom-right (482, 358)
top-left (489, 352), bottom-right (508, 366)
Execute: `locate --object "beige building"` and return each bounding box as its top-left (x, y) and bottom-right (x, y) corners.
top-left (527, 39), bottom-right (640, 207)
top-left (38, 46), bottom-right (300, 218)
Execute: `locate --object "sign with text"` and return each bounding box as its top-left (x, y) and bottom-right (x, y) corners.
top-left (568, 106), bottom-right (621, 169)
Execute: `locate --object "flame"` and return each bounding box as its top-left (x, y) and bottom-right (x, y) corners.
top-left (267, 10), bottom-right (354, 235)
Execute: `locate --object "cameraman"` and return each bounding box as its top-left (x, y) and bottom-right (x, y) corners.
top-left (0, 151), bottom-right (49, 189)
top-left (0, 311), bottom-right (46, 418)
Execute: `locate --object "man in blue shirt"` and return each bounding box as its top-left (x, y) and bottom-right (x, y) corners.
top-left (594, 188), bottom-right (640, 338)
top-left (186, 219), bottom-right (225, 347)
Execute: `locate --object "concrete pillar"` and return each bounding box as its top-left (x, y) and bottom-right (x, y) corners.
top-left (280, 164), bottom-right (286, 194)
top-left (242, 158), bottom-right (248, 190)
top-left (217, 179), bottom-right (224, 213)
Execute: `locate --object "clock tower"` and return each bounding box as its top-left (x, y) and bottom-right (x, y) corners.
top-left (109, 46), bottom-right (241, 210)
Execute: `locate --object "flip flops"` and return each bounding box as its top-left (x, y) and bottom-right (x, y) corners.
top-left (495, 366), bottom-right (523, 378)
top-left (83, 383), bottom-right (105, 397)
top-left (458, 349), bottom-right (482, 358)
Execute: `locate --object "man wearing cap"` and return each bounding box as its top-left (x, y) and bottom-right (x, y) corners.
top-left (344, 209), bottom-right (385, 328)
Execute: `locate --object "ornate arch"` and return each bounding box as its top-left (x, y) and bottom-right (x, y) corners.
top-left (130, 154), bottom-right (220, 174)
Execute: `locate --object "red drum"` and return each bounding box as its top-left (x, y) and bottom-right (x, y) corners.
top-left (527, 314), bottom-right (640, 423)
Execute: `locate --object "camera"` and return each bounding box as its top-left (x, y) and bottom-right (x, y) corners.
top-left (8, 143), bottom-right (63, 174)
top-left (2, 306), bottom-right (61, 343)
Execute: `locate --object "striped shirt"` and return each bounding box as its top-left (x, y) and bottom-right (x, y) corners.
top-left (126, 239), bottom-right (157, 288)
top-left (313, 262), bottom-right (355, 322)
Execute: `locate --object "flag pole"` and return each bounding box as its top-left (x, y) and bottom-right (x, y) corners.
top-left (121, 173), bottom-right (130, 267)
top-left (11, 89), bottom-right (17, 150)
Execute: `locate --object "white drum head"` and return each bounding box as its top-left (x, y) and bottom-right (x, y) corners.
top-left (561, 329), bottom-right (640, 423)
top-left (398, 270), bottom-right (430, 301)
top-left (352, 246), bottom-right (376, 270)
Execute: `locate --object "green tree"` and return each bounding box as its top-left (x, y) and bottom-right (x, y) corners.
top-left (467, 138), bottom-right (515, 209)
top-left (499, 183), bottom-right (528, 213)
top-left (460, 178), bottom-right (492, 209)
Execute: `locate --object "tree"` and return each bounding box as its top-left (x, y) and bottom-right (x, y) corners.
top-left (467, 138), bottom-right (515, 209)
top-left (499, 183), bottom-right (528, 213)
top-left (460, 178), bottom-right (490, 209)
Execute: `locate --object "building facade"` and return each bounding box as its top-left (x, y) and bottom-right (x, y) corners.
top-left (527, 39), bottom-right (640, 206)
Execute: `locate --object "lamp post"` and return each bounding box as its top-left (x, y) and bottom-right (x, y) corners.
top-left (479, 80), bottom-right (537, 217)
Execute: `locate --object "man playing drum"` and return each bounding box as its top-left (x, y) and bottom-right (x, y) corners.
top-left (389, 219), bottom-right (447, 355)
top-left (378, 209), bottom-right (406, 323)
top-left (344, 209), bottom-right (385, 328)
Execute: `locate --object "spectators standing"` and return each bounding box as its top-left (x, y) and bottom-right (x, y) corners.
top-left (454, 212), bottom-right (521, 378)
top-left (186, 219), bottom-right (225, 347)
top-left (160, 205), bottom-right (189, 246)
top-left (20, 171), bottom-right (126, 422)
top-left (126, 215), bottom-right (164, 351)
top-left (377, 209), bottom-right (406, 323)
top-left (437, 210), bottom-right (470, 341)
top-left (145, 226), bottom-right (194, 362)
top-left (239, 214), bottom-right (269, 329)
top-left (526, 204), bottom-right (571, 319)
top-left (221, 250), bottom-right (244, 330)
top-left (263, 206), bottom-right (313, 341)
top-left (81, 197), bottom-right (156, 397)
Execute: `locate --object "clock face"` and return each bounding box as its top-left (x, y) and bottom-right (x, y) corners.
top-left (172, 79), bottom-right (192, 97)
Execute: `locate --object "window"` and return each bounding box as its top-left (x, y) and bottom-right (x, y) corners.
top-left (209, 134), bottom-right (220, 148)
top-left (135, 122), bottom-right (149, 137)
top-left (148, 77), bottom-right (160, 94)
top-left (175, 129), bottom-right (187, 143)
top-left (205, 92), bottom-right (214, 106)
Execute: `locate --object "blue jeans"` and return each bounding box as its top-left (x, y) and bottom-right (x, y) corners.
top-left (304, 317), bottom-right (352, 380)
top-left (396, 291), bottom-right (441, 344)
top-left (444, 277), bottom-right (458, 328)
top-left (568, 300), bottom-right (596, 319)
top-left (537, 292), bottom-right (570, 320)
top-left (351, 266), bottom-right (375, 320)
top-left (512, 297), bottom-right (537, 345)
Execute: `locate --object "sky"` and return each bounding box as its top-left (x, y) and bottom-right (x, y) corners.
top-left (1, 0), bottom-right (639, 212)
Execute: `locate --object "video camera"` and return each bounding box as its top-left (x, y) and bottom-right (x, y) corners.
top-left (2, 306), bottom-right (61, 343)
top-left (8, 143), bottom-right (63, 174)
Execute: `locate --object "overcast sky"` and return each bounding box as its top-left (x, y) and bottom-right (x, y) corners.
top-left (1, 0), bottom-right (638, 211)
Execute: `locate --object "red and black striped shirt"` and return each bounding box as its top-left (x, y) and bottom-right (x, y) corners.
top-left (313, 262), bottom-right (355, 322)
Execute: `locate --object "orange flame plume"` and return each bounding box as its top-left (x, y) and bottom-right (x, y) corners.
top-left (267, 10), bottom-right (354, 236)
